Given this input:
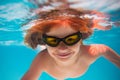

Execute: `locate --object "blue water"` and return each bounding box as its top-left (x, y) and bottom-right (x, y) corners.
top-left (0, 0), bottom-right (120, 80)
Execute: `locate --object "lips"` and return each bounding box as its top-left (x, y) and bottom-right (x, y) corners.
top-left (56, 52), bottom-right (72, 59)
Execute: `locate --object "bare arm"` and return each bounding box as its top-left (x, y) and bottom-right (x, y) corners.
top-left (103, 45), bottom-right (120, 68)
top-left (21, 50), bottom-right (47, 80)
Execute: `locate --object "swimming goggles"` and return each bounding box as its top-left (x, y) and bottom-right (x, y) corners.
top-left (42, 32), bottom-right (82, 47)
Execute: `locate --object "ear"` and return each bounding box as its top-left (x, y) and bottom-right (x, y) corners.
top-left (81, 30), bottom-right (93, 40)
top-left (24, 31), bottom-right (42, 49)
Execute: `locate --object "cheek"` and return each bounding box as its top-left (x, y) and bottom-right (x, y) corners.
top-left (46, 45), bottom-right (56, 55)
top-left (69, 42), bottom-right (81, 53)
top-left (46, 40), bottom-right (81, 54)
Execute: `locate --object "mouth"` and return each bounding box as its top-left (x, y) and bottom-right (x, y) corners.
top-left (56, 52), bottom-right (73, 59)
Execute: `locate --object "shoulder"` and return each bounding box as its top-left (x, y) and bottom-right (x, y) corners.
top-left (31, 49), bottom-right (48, 69)
top-left (22, 49), bottom-right (48, 80)
top-left (35, 49), bottom-right (48, 60)
top-left (85, 44), bottom-right (109, 56)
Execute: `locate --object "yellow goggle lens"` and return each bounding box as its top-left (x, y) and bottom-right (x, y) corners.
top-left (46, 38), bottom-right (58, 45)
top-left (65, 35), bottom-right (78, 44)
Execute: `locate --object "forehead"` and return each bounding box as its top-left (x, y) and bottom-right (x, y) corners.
top-left (46, 25), bottom-right (78, 38)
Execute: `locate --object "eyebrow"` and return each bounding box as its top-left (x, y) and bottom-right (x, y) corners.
top-left (43, 31), bottom-right (81, 39)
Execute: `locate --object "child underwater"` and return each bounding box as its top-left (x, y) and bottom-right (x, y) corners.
top-left (22, 1), bottom-right (120, 80)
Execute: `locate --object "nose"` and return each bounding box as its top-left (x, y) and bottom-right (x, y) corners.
top-left (57, 41), bottom-right (68, 50)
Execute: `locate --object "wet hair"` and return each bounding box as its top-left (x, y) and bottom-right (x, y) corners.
top-left (24, 8), bottom-right (93, 49)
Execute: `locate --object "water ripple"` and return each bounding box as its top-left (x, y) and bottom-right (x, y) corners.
top-left (0, 0), bottom-right (120, 46)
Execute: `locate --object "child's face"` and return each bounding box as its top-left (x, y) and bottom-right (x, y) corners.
top-left (45, 25), bottom-right (82, 62)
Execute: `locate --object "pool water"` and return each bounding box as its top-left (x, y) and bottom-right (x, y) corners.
top-left (0, 0), bottom-right (120, 80)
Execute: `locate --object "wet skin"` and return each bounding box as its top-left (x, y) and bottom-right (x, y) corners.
top-left (22, 25), bottom-right (120, 80)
